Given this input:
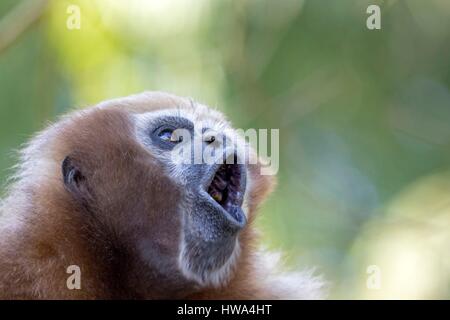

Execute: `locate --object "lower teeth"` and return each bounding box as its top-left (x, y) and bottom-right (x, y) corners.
top-left (211, 191), bottom-right (222, 202)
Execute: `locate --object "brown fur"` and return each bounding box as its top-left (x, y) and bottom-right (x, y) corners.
top-left (0, 92), bottom-right (324, 299)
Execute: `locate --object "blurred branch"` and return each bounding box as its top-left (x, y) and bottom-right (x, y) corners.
top-left (0, 0), bottom-right (49, 53)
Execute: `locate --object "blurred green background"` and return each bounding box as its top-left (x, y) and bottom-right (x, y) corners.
top-left (1, 0), bottom-right (449, 299)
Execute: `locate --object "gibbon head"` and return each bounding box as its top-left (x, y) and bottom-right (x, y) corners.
top-left (39, 92), bottom-right (274, 295)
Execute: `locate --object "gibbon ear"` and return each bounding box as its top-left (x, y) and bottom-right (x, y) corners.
top-left (62, 156), bottom-right (91, 203)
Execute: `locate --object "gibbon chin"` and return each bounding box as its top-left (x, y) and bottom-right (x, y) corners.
top-left (0, 91), bottom-right (325, 299)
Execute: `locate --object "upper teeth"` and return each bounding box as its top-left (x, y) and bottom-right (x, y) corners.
top-left (213, 176), bottom-right (227, 190)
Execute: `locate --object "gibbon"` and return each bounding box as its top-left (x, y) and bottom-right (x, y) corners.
top-left (0, 92), bottom-right (324, 299)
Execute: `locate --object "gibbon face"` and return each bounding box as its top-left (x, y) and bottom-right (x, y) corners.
top-left (52, 92), bottom-right (264, 295)
top-left (1, 91), bottom-right (327, 300)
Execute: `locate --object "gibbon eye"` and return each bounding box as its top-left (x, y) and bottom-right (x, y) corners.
top-left (157, 127), bottom-right (183, 143)
top-left (158, 128), bottom-right (173, 141)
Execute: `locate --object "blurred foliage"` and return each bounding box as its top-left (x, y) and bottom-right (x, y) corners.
top-left (1, 0), bottom-right (450, 299)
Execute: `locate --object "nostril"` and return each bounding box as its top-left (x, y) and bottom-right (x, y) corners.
top-left (204, 135), bottom-right (216, 144)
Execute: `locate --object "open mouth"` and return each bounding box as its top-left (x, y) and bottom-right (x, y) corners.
top-left (206, 163), bottom-right (246, 225)
top-left (182, 161), bottom-right (247, 283)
